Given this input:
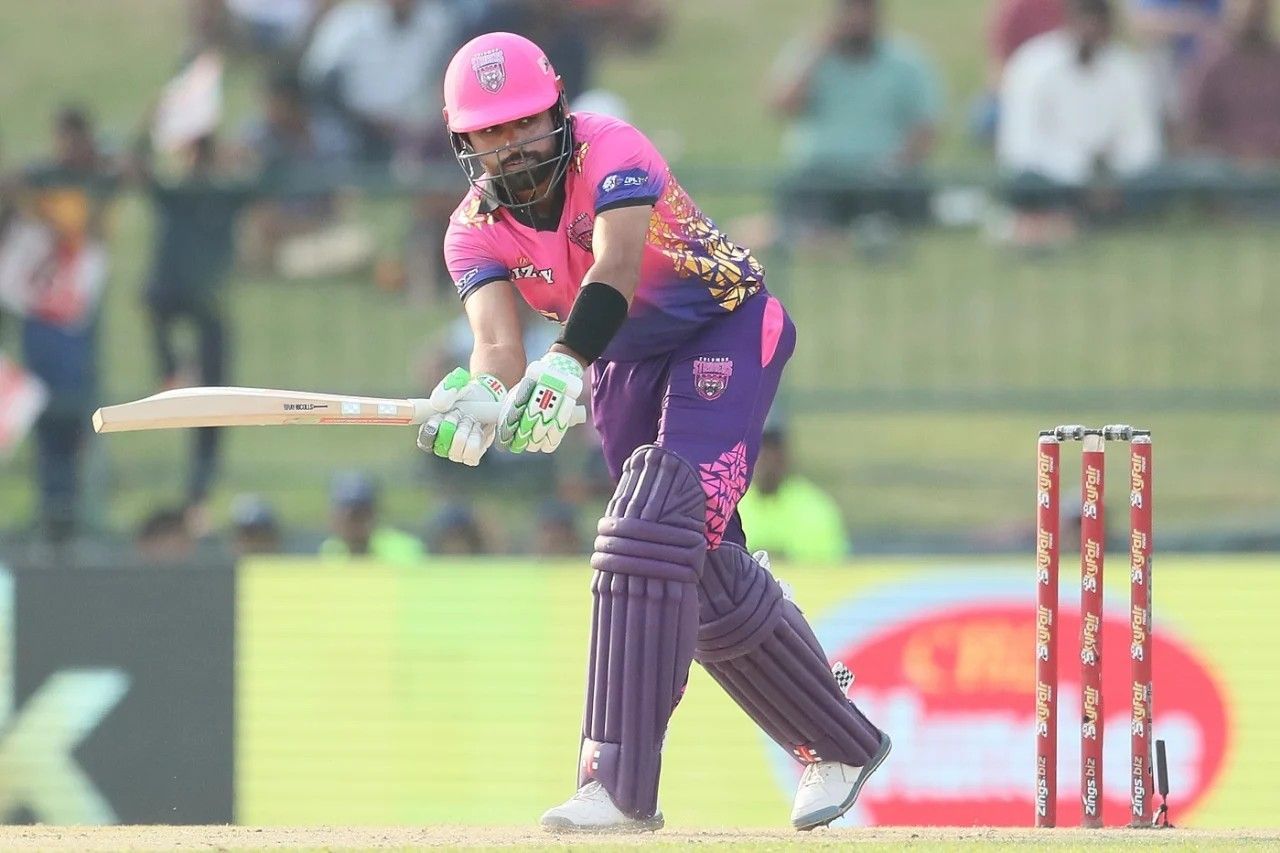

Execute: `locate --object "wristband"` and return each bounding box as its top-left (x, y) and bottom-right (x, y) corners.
top-left (555, 281), bottom-right (629, 363)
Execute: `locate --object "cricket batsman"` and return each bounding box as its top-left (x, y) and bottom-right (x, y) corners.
top-left (418, 32), bottom-right (891, 832)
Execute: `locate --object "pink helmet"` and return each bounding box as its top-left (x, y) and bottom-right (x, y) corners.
top-left (442, 32), bottom-right (572, 210)
top-left (443, 32), bottom-right (562, 134)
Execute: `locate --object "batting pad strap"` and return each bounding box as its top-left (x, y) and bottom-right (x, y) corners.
top-left (695, 543), bottom-right (787, 662)
top-left (592, 517), bottom-right (706, 582)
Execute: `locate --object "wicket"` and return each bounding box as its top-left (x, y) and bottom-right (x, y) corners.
top-left (1035, 425), bottom-right (1154, 828)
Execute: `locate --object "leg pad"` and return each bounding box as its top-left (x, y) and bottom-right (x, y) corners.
top-left (696, 543), bottom-right (882, 765)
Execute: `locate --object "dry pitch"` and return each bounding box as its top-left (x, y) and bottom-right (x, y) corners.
top-left (1, 826), bottom-right (1278, 852)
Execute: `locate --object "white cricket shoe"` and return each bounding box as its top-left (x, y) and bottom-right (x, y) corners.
top-left (790, 732), bottom-right (893, 830)
top-left (539, 781), bottom-right (664, 834)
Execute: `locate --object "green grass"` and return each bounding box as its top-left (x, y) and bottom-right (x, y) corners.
top-left (1, 0), bottom-right (1277, 542)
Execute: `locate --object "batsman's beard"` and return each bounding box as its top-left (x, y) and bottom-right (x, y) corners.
top-left (494, 153), bottom-right (559, 199)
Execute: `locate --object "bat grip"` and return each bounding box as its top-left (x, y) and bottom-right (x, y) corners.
top-left (411, 399), bottom-right (588, 427)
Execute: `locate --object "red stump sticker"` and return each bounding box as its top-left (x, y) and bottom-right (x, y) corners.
top-left (790, 578), bottom-right (1229, 826)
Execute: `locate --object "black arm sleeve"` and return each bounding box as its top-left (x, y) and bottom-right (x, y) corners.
top-left (555, 281), bottom-right (629, 363)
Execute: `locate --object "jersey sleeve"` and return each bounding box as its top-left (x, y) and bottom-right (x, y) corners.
top-left (580, 119), bottom-right (669, 213)
top-left (443, 220), bottom-right (508, 302)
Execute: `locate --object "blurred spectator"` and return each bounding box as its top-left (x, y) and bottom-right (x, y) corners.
top-left (1125, 0), bottom-right (1225, 116)
top-left (2, 106), bottom-right (120, 544)
top-left (135, 506), bottom-right (198, 564)
top-left (1182, 0), bottom-right (1280, 164)
top-left (972, 0), bottom-right (1067, 141)
top-left (998, 0), bottom-right (1162, 243)
top-left (320, 471), bottom-right (425, 563)
top-left (425, 501), bottom-right (491, 554)
top-left (238, 69), bottom-right (372, 278)
top-left (767, 0), bottom-right (942, 233)
top-left (301, 0), bottom-right (460, 164)
top-left (129, 123), bottom-right (257, 518)
top-left (186, 0), bottom-right (233, 57)
top-left (229, 493), bottom-right (283, 556)
top-left (572, 0), bottom-right (669, 52)
top-left (223, 0), bottom-right (329, 58)
top-left (736, 426), bottom-right (849, 563)
top-left (533, 499), bottom-right (585, 556)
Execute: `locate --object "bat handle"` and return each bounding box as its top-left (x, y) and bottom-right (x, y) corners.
top-left (410, 399), bottom-right (588, 427)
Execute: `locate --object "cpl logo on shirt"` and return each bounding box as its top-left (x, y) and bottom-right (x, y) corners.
top-left (511, 256), bottom-right (555, 285)
top-left (600, 169), bottom-right (649, 194)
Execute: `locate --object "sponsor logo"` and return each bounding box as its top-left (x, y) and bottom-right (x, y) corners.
top-left (0, 572), bottom-right (128, 822)
top-left (1082, 684), bottom-right (1101, 739)
top-left (1082, 463), bottom-right (1102, 519)
top-left (283, 403), bottom-right (326, 411)
top-left (1081, 612), bottom-right (1101, 666)
top-left (471, 48), bottom-right (506, 93)
top-left (1035, 759), bottom-right (1051, 817)
top-left (1035, 605), bottom-right (1053, 663)
top-left (1131, 604), bottom-right (1148, 661)
top-left (776, 574), bottom-right (1229, 826)
top-left (1130, 452), bottom-right (1148, 509)
top-left (1131, 530), bottom-right (1149, 584)
top-left (1034, 680), bottom-right (1053, 736)
top-left (599, 169), bottom-right (649, 195)
top-left (793, 744), bottom-right (822, 764)
top-left (458, 267), bottom-right (482, 290)
top-left (1082, 539), bottom-right (1101, 593)
top-left (534, 387), bottom-right (560, 412)
top-left (1131, 755), bottom-right (1148, 817)
top-left (1035, 528), bottom-right (1054, 584)
top-left (511, 257), bottom-right (555, 284)
top-left (1036, 451), bottom-right (1055, 509)
top-left (1132, 681), bottom-right (1149, 735)
top-left (693, 356), bottom-right (733, 401)
top-left (1083, 758), bottom-right (1100, 817)
top-left (478, 374), bottom-right (505, 400)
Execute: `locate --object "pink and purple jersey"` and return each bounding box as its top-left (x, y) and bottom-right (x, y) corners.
top-left (443, 112), bottom-right (765, 361)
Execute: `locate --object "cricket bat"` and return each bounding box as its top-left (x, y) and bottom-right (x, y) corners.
top-left (91, 386), bottom-right (587, 434)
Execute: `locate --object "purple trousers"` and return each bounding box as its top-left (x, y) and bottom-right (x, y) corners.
top-left (591, 292), bottom-right (796, 550)
top-left (577, 292), bottom-right (884, 820)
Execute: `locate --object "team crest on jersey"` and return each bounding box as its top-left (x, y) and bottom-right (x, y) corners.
top-left (568, 212), bottom-right (594, 252)
top-left (471, 48), bottom-right (506, 93)
top-left (693, 357), bottom-right (733, 401)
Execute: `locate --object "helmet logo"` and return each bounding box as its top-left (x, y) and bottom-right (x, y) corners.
top-left (471, 48), bottom-right (506, 93)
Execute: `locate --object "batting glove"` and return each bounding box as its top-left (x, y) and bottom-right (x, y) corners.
top-left (417, 367), bottom-right (507, 466)
top-left (497, 352), bottom-right (585, 454)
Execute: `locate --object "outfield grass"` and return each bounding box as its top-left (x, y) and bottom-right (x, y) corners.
top-left (1, 0), bottom-right (1276, 541)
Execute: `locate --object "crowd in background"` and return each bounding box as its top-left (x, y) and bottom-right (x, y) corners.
top-left (2, 0), bottom-right (1277, 564)
top-left (763, 0), bottom-right (1280, 249)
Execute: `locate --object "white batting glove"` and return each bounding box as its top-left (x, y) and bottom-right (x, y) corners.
top-left (497, 351), bottom-right (585, 454)
top-left (416, 368), bottom-right (507, 466)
